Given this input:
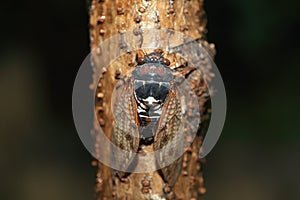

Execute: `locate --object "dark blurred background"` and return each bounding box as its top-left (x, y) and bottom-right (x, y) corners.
top-left (0, 0), bottom-right (299, 200)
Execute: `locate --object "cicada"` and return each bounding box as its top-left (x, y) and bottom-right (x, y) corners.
top-left (112, 50), bottom-right (194, 187)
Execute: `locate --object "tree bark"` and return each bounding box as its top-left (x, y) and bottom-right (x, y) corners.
top-left (88, 0), bottom-right (215, 199)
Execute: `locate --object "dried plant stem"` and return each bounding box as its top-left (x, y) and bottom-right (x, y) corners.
top-left (88, 0), bottom-right (215, 199)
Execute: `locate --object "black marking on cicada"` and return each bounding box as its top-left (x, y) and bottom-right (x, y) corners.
top-left (112, 50), bottom-right (184, 186)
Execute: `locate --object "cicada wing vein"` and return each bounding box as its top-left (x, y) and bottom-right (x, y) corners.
top-left (154, 87), bottom-right (184, 186)
top-left (112, 79), bottom-right (140, 176)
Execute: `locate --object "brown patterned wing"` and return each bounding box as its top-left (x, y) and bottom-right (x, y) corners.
top-left (153, 87), bottom-right (184, 187)
top-left (112, 79), bottom-right (140, 177)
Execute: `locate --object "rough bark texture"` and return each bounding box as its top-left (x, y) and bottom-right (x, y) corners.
top-left (88, 0), bottom-right (215, 199)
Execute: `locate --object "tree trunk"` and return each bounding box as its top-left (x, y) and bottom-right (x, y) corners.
top-left (88, 0), bottom-right (215, 199)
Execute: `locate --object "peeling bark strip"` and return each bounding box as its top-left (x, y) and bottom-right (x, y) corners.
top-left (89, 0), bottom-right (215, 199)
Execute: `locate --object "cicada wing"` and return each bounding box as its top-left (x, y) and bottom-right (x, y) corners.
top-left (112, 80), bottom-right (140, 176)
top-left (153, 88), bottom-right (184, 186)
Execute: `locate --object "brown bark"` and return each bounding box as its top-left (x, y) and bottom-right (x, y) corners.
top-left (88, 0), bottom-right (215, 199)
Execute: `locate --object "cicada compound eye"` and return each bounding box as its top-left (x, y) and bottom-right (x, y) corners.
top-left (136, 55), bottom-right (146, 65)
top-left (161, 58), bottom-right (171, 66)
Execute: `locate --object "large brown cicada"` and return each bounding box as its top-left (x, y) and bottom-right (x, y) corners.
top-left (111, 50), bottom-right (199, 188)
